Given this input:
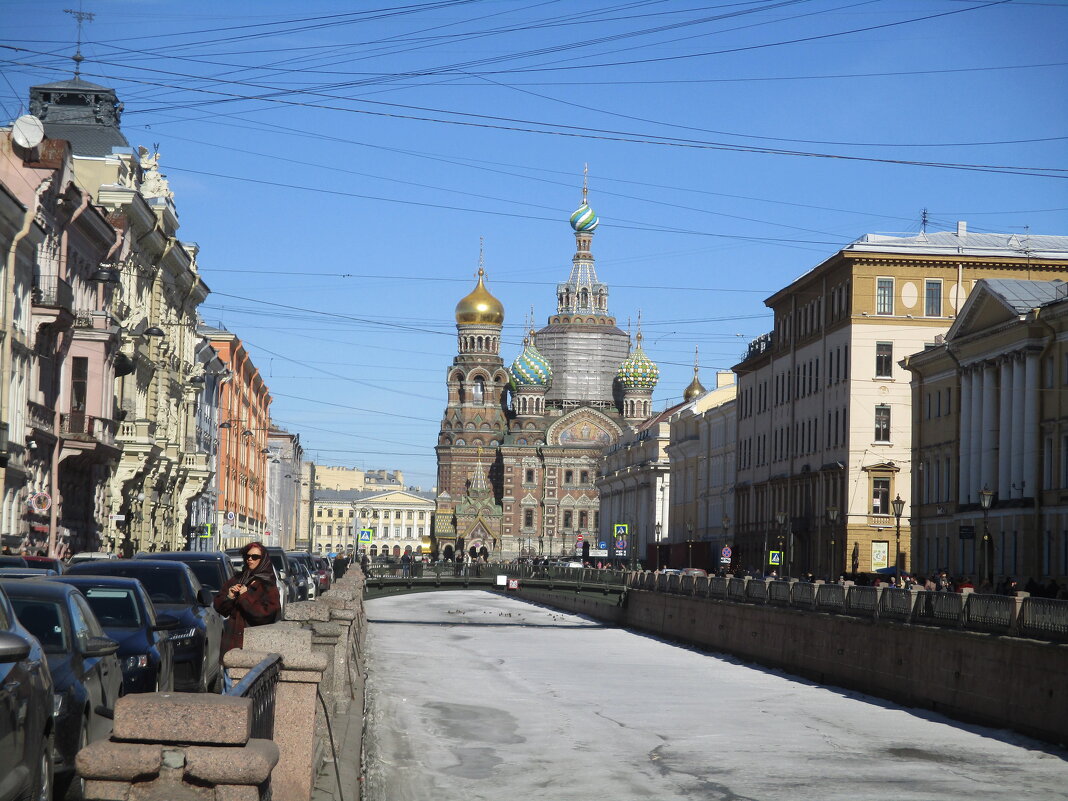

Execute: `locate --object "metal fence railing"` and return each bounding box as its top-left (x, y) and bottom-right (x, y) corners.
top-left (228, 653), bottom-right (282, 740)
top-left (1017, 597), bottom-right (1068, 641)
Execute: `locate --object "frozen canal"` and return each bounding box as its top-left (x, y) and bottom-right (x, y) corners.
top-left (363, 591), bottom-right (1067, 801)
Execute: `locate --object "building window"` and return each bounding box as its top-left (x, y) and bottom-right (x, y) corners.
top-left (874, 405), bottom-right (891, 442)
top-left (563, 510), bottom-right (573, 529)
top-left (579, 511), bottom-right (588, 529)
top-left (925, 280), bottom-right (942, 317)
top-left (580, 470), bottom-right (589, 484)
top-left (872, 477), bottom-right (891, 515)
top-left (472, 377), bottom-right (485, 403)
top-left (564, 470), bottom-right (574, 484)
top-left (315, 525), bottom-right (321, 536)
top-left (407, 527), bottom-right (413, 539)
top-left (327, 508), bottom-right (333, 518)
top-left (876, 278), bottom-right (894, 315)
top-left (875, 343), bottom-right (892, 378)
top-left (523, 509), bottom-right (534, 527)
top-left (525, 469), bottom-right (535, 483)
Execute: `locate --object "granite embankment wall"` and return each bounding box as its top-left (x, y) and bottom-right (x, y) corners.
top-left (512, 586), bottom-right (1068, 746)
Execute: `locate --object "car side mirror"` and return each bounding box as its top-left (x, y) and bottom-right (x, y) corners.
top-left (196, 587), bottom-right (213, 606)
top-left (153, 614), bottom-right (181, 631)
top-left (0, 630), bottom-right (31, 662)
top-left (83, 635), bottom-right (119, 657)
top-left (279, 570), bottom-right (287, 579)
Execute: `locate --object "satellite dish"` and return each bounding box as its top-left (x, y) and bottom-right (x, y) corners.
top-left (12, 115), bottom-right (45, 149)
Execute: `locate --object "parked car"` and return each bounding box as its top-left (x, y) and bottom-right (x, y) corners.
top-left (23, 555), bottom-right (65, 574)
top-left (1, 578), bottom-right (121, 798)
top-left (68, 552), bottom-right (117, 565)
top-left (289, 559), bottom-right (311, 601)
top-left (312, 556), bottom-right (333, 593)
top-left (0, 568), bottom-right (58, 578)
top-left (133, 551), bottom-right (235, 600)
top-left (681, 568), bottom-right (708, 577)
top-left (287, 552), bottom-right (319, 600)
top-left (53, 576), bottom-right (179, 694)
top-left (66, 560), bottom-right (223, 693)
top-left (0, 555), bottom-right (28, 568)
top-left (0, 581), bottom-right (54, 801)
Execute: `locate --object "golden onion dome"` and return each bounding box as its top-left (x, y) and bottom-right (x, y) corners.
top-left (455, 267), bottom-right (504, 326)
top-left (683, 372), bottom-right (706, 402)
top-left (683, 347), bottom-right (705, 401)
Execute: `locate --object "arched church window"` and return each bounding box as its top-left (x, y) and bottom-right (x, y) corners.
top-left (473, 377), bottom-right (485, 403)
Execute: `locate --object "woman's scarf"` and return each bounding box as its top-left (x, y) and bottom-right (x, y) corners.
top-left (238, 541), bottom-right (277, 589)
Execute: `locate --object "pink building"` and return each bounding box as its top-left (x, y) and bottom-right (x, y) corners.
top-left (0, 132), bottom-right (120, 553)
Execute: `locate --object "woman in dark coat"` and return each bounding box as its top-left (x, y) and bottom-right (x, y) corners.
top-left (214, 541), bottom-right (281, 657)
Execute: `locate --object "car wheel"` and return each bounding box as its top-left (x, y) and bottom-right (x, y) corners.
top-left (32, 732), bottom-right (54, 801)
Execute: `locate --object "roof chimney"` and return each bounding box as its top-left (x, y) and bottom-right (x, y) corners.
top-left (956, 221), bottom-right (967, 238)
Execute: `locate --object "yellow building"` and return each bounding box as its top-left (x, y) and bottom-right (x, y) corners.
top-left (903, 278), bottom-right (1068, 585)
top-left (311, 488), bottom-right (434, 558)
top-left (734, 225), bottom-right (1068, 579)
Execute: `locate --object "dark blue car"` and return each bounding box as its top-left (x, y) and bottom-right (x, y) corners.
top-left (66, 560), bottom-right (223, 692)
top-left (0, 581), bottom-right (54, 801)
top-left (1, 579), bottom-right (121, 797)
top-left (52, 576), bottom-right (178, 694)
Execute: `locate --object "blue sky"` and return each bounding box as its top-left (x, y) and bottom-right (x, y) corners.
top-left (3, 0), bottom-right (1065, 488)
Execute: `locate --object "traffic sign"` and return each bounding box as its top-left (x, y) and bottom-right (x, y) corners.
top-left (721, 546), bottom-right (732, 559)
top-left (599, 541), bottom-right (607, 550)
top-left (958, 525), bottom-right (976, 540)
top-left (769, 550), bottom-right (782, 565)
top-left (358, 528), bottom-right (373, 543)
top-left (720, 557), bottom-right (731, 565)
top-left (614, 523), bottom-right (628, 537)
top-left (576, 533), bottom-right (584, 543)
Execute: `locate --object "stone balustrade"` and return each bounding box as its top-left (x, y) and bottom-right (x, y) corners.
top-left (77, 567), bottom-right (368, 801)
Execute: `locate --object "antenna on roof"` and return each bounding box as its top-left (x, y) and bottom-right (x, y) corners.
top-left (920, 208), bottom-right (928, 234)
top-left (63, 4), bottom-right (95, 79)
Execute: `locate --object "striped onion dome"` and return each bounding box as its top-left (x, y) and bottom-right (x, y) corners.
top-left (569, 202), bottom-right (599, 232)
top-left (511, 337), bottom-right (552, 387)
top-left (616, 332), bottom-right (659, 390)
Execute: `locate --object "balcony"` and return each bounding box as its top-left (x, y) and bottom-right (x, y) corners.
top-left (61, 413), bottom-right (118, 446)
top-left (27, 401), bottom-right (55, 434)
top-left (32, 275), bottom-right (73, 312)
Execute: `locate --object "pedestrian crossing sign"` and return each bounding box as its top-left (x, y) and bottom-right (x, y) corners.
top-left (769, 551), bottom-right (782, 565)
top-left (358, 529), bottom-right (373, 543)
top-left (614, 524), bottom-right (628, 537)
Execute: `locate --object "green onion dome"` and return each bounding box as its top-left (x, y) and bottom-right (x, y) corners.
top-left (617, 332), bottom-right (659, 390)
top-left (511, 337), bottom-right (552, 387)
top-left (569, 202), bottom-right (599, 232)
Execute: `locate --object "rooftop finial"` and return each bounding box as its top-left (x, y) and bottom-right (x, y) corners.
top-left (478, 235), bottom-right (485, 277)
top-left (636, 310), bottom-right (643, 344)
top-left (64, 5), bottom-right (95, 79)
top-left (582, 162), bottom-right (589, 204)
top-left (693, 345), bottom-right (700, 375)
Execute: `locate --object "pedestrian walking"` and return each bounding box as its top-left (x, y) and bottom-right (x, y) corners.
top-left (214, 541), bottom-right (281, 660)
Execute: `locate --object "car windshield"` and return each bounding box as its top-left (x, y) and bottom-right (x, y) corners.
top-left (11, 598), bottom-right (68, 653)
top-left (267, 552), bottom-right (286, 575)
top-left (183, 562), bottom-right (222, 593)
top-left (104, 567), bottom-right (188, 604)
top-left (82, 587), bottom-right (141, 628)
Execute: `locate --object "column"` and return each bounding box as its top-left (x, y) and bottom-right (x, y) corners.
top-left (1011, 356), bottom-right (1026, 499)
top-left (980, 362), bottom-right (998, 492)
top-left (958, 370), bottom-right (972, 503)
top-left (969, 367), bottom-right (983, 503)
top-left (1023, 352), bottom-right (1039, 497)
top-left (998, 359), bottom-right (1012, 498)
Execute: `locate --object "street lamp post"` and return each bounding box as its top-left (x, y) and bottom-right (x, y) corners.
top-left (775, 511), bottom-right (787, 577)
top-left (979, 486), bottom-right (994, 585)
top-left (654, 521), bottom-right (662, 569)
top-left (721, 514), bottom-right (730, 573)
top-left (892, 494), bottom-right (906, 579)
top-left (686, 520), bottom-right (694, 567)
top-left (826, 506), bottom-right (839, 580)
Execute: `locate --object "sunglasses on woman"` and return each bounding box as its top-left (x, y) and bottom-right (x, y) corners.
top-left (245, 553), bottom-right (264, 562)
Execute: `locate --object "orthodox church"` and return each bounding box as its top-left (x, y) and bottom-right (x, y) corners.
top-left (433, 186), bottom-right (670, 562)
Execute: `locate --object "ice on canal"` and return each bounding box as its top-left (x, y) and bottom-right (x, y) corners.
top-left (362, 591), bottom-right (1067, 801)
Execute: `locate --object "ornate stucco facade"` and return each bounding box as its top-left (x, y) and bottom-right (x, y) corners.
top-left (311, 488), bottom-right (434, 557)
top-left (434, 192), bottom-right (663, 562)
